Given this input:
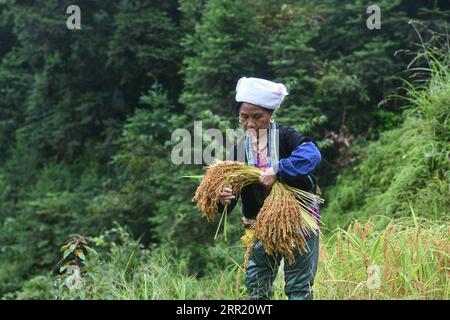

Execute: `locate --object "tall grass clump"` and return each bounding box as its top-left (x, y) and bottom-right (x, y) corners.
top-left (315, 215), bottom-right (449, 300)
top-left (65, 216), bottom-right (448, 300)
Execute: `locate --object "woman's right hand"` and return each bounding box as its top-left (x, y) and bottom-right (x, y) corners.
top-left (219, 187), bottom-right (235, 205)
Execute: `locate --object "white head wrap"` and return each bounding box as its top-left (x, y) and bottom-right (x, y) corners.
top-left (235, 77), bottom-right (288, 110)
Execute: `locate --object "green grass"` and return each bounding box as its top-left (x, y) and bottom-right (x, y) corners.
top-left (315, 216), bottom-right (449, 299)
top-left (53, 215), bottom-right (448, 300)
top-left (322, 47), bottom-right (449, 229)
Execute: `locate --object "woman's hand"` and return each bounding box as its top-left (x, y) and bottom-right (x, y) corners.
top-left (259, 167), bottom-right (277, 190)
top-left (219, 187), bottom-right (235, 205)
top-left (242, 217), bottom-right (256, 228)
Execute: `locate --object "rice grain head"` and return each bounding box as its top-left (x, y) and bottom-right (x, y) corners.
top-left (193, 160), bottom-right (323, 263)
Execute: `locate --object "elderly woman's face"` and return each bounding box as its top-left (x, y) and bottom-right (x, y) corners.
top-left (238, 103), bottom-right (272, 132)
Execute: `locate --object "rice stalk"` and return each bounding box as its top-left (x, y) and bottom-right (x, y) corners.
top-left (193, 160), bottom-right (325, 264)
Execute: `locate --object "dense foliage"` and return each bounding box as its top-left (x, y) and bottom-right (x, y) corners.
top-left (0, 0), bottom-right (448, 298)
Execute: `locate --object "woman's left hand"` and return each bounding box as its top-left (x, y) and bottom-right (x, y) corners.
top-left (259, 167), bottom-right (277, 190)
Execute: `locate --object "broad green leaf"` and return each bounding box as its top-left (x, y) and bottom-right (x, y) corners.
top-left (63, 249), bottom-right (72, 259)
top-left (78, 251), bottom-right (86, 261)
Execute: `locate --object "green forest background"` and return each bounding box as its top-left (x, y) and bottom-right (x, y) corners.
top-left (0, 0), bottom-right (448, 299)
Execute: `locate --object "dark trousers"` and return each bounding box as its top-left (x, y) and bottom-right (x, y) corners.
top-left (246, 235), bottom-right (319, 300)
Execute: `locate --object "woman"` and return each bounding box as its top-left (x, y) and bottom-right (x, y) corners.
top-left (218, 77), bottom-right (322, 300)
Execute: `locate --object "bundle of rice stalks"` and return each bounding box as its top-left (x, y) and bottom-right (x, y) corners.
top-left (193, 160), bottom-right (324, 264)
top-left (193, 160), bottom-right (261, 221)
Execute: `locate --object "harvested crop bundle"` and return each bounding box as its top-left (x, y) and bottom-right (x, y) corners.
top-left (193, 160), bottom-right (324, 264)
top-left (193, 160), bottom-right (261, 221)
